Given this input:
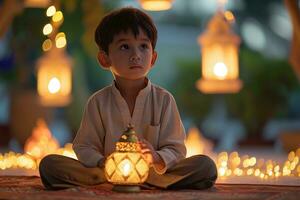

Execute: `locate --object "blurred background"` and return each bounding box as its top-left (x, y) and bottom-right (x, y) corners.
top-left (0, 0), bottom-right (299, 155)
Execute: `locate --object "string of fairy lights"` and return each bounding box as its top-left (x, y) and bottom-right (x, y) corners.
top-left (42, 4), bottom-right (67, 52)
top-left (216, 149), bottom-right (300, 179)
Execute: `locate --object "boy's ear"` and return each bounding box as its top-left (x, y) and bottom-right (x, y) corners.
top-left (151, 50), bottom-right (158, 67)
top-left (97, 50), bottom-right (111, 69)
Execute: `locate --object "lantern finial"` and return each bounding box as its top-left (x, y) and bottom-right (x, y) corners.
top-left (116, 124), bottom-right (140, 152)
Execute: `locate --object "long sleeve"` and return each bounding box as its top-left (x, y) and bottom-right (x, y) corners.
top-left (73, 95), bottom-right (105, 167)
top-left (155, 94), bottom-right (186, 174)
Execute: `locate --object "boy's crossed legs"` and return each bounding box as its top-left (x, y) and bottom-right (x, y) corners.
top-left (39, 154), bottom-right (217, 190)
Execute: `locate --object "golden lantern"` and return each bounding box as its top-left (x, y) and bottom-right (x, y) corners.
top-left (196, 10), bottom-right (242, 94)
top-left (139, 0), bottom-right (174, 11)
top-left (105, 125), bottom-right (149, 192)
top-left (24, 118), bottom-right (59, 161)
top-left (37, 47), bottom-right (72, 106)
top-left (25, 0), bottom-right (50, 8)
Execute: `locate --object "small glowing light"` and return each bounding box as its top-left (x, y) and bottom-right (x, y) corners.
top-left (120, 159), bottom-right (132, 177)
top-left (274, 165), bottom-right (280, 172)
top-left (224, 11), bottom-right (235, 23)
top-left (247, 168), bottom-right (254, 176)
top-left (221, 160), bottom-right (227, 167)
top-left (219, 152), bottom-right (228, 160)
top-left (42, 39), bottom-right (52, 51)
top-left (229, 152), bottom-right (239, 158)
top-left (233, 168), bottom-right (243, 176)
top-left (294, 157), bottom-right (299, 166)
top-left (43, 23), bottom-right (53, 35)
top-left (254, 169), bottom-right (260, 176)
top-left (46, 5), bottom-right (56, 17)
top-left (140, 0), bottom-right (173, 11)
top-left (283, 166), bottom-right (291, 176)
top-left (52, 11), bottom-right (63, 23)
top-left (219, 167), bottom-right (226, 176)
top-left (249, 157), bottom-right (256, 166)
top-left (268, 171), bottom-right (273, 176)
top-left (226, 169), bottom-right (232, 176)
top-left (243, 159), bottom-right (250, 168)
top-left (55, 33), bottom-right (67, 48)
top-left (288, 151), bottom-right (295, 161)
top-left (290, 161), bottom-right (296, 170)
top-left (48, 77), bottom-right (61, 94)
top-left (232, 157), bottom-right (241, 166)
top-left (213, 62), bottom-right (228, 79)
top-left (285, 161), bottom-right (291, 168)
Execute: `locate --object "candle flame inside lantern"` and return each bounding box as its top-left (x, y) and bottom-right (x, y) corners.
top-left (120, 159), bottom-right (132, 177)
top-left (213, 62), bottom-right (228, 79)
top-left (48, 77), bottom-right (61, 94)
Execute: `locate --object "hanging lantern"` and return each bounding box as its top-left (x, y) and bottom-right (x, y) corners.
top-left (37, 48), bottom-right (72, 106)
top-left (139, 0), bottom-right (174, 11)
top-left (105, 124), bottom-right (149, 192)
top-left (25, 0), bottom-right (50, 8)
top-left (196, 11), bottom-right (242, 94)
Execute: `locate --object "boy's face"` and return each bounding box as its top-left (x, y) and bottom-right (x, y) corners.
top-left (98, 28), bottom-right (157, 80)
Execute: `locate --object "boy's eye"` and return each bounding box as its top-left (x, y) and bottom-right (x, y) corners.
top-left (141, 43), bottom-right (149, 49)
top-left (120, 44), bottom-right (129, 50)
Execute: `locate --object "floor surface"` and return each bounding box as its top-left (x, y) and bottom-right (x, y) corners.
top-left (0, 176), bottom-right (299, 200)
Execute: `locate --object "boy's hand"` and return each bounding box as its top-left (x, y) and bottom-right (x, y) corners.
top-left (138, 138), bottom-right (165, 170)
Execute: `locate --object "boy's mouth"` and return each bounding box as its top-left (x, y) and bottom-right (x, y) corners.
top-left (129, 66), bottom-right (143, 69)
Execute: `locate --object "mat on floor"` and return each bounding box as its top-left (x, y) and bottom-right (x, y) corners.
top-left (0, 176), bottom-right (299, 200)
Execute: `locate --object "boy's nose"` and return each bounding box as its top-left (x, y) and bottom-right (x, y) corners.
top-left (130, 50), bottom-right (141, 62)
top-left (130, 55), bottom-right (140, 62)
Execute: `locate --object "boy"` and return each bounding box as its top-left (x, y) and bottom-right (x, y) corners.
top-left (39, 7), bottom-right (217, 190)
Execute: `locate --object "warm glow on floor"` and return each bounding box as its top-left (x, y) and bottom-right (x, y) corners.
top-left (0, 125), bottom-right (299, 184)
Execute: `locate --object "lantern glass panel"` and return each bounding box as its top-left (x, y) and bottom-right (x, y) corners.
top-left (127, 170), bottom-right (140, 183)
top-left (202, 43), bottom-right (238, 80)
top-left (136, 159), bottom-right (148, 177)
top-left (105, 157), bottom-right (116, 177)
top-left (118, 158), bottom-right (133, 177)
top-left (113, 152), bottom-right (125, 164)
top-left (111, 169), bottom-right (124, 182)
top-left (128, 152), bottom-right (140, 164)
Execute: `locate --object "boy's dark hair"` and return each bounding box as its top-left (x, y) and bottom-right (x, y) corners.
top-left (95, 7), bottom-right (157, 54)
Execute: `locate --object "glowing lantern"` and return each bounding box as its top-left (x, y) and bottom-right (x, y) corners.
top-left (24, 118), bottom-right (59, 160)
top-left (139, 0), bottom-right (174, 11)
top-left (105, 125), bottom-right (149, 192)
top-left (25, 0), bottom-right (50, 8)
top-left (37, 47), bottom-right (72, 106)
top-left (196, 10), bottom-right (242, 93)
top-left (185, 127), bottom-right (214, 158)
